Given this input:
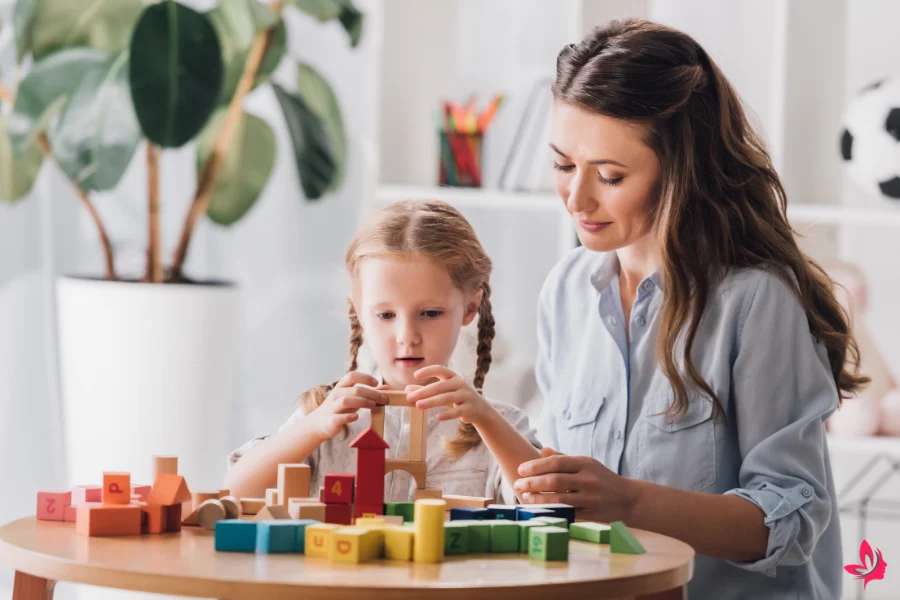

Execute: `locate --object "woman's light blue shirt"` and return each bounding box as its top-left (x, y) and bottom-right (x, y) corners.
top-left (537, 247), bottom-right (842, 600)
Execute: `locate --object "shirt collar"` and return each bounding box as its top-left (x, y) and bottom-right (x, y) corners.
top-left (589, 251), bottom-right (663, 295)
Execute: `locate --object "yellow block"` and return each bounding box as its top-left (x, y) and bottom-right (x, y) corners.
top-left (361, 528), bottom-right (384, 560)
top-left (384, 525), bottom-right (415, 561)
top-left (330, 527), bottom-right (368, 563)
top-left (355, 517), bottom-right (386, 527)
top-left (413, 499), bottom-right (446, 563)
top-left (305, 523), bottom-right (340, 558)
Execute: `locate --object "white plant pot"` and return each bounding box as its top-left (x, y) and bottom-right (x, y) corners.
top-left (56, 276), bottom-right (239, 491)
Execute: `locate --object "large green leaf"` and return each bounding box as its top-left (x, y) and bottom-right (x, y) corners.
top-left (24, 0), bottom-right (143, 61)
top-left (7, 48), bottom-right (109, 154)
top-left (198, 109), bottom-right (276, 225)
top-left (13, 0), bottom-right (38, 61)
top-left (49, 53), bottom-right (141, 191)
top-left (208, 1), bottom-right (286, 105)
top-left (129, 1), bottom-right (223, 148)
top-left (290, 0), bottom-right (363, 47)
top-left (295, 63), bottom-right (346, 193)
top-left (0, 116), bottom-right (44, 203)
top-left (272, 82), bottom-right (336, 200)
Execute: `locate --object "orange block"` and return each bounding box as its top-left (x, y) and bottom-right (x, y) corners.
top-left (131, 484), bottom-right (152, 502)
top-left (166, 503), bottom-right (182, 533)
top-left (141, 505), bottom-right (166, 534)
top-left (76, 505), bottom-right (141, 536)
top-left (148, 474), bottom-right (191, 506)
top-left (102, 473), bottom-right (131, 505)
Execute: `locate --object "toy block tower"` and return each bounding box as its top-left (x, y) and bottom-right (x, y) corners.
top-left (147, 473), bottom-right (192, 533)
top-left (349, 427), bottom-right (388, 516)
top-left (323, 474), bottom-right (355, 525)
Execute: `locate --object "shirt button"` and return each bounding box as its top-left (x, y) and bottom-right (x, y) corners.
top-left (801, 487), bottom-right (812, 498)
top-left (614, 430), bottom-right (622, 440)
top-left (641, 280), bottom-right (653, 292)
top-left (608, 317), bottom-right (618, 326)
top-left (635, 316), bottom-right (646, 326)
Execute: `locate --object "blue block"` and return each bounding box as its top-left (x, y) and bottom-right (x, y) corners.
top-left (257, 521), bottom-right (304, 553)
top-left (523, 504), bottom-right (576, 525)
top-left (292, 519), bottom-right (319, 553)
top-left (487, 504), bottom-right (517, 520)
top-left (450, 507), bottom-right (490, 521)
top-left (515, 507), bottom-right (555, 521)
top-left (215, 520), bottom-right (257, 552)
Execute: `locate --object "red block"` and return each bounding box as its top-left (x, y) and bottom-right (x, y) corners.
top-left (354, 503), bottom-right (384, 517)
top-left (165, 502), bottom-right (182, 533)
top-left (71, 485), bottom-right (101, 505)
top-left (323, 474), bottom-right (355, 504)
top-left (131, 484), bottom-right (152, 502)
top-left (350, 428), bottom-right (388, 507)
top-left (37, 491), bottom-right (71, 521)
top-left (324, 503), bottom-right (353, 525)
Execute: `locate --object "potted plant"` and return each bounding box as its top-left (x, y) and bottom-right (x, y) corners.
top-left (0, 0), bottom-right (360, 488)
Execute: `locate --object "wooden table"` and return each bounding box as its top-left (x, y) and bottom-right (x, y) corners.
top-left (0, 517), bottom-right (694, 599)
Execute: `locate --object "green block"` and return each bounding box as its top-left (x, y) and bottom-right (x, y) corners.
top-left (386, 502), bottom-right (415, 523)
top-left (570, 522), bottom-right (611, 544)
top-left (444, 522), bottom-right (469, 555)
top-left (532, 516), bottom-right (568, 529)
top-left (488, 521), bottom-right (518, 553)
top-left (454, 520), bottom-right (490, 553)
top-left (610, 521), bottom-right (646, 554)
top-left (529, 526), bottom-right (569, 561)
top-left (517, 521), bottom-right (544, 552)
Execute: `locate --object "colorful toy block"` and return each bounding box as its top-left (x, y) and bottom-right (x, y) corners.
top-left (531, 516), bottom-right (568, 529)
top-left (522, 503), bottom-right (575, 525)
top-left (37, 491), bottom-right (71, 521)
top-left (254, 505), bottom-right (290, 521)
top-left (517, 521), bottom-right (544, 552)
top-left (191, 492), bottom-right (219, 512)
top-left (456, 520), bottom-right (490, 553)
top-left (385, 459), bottom-right (427, 489)
top-left (277, 464), bottom-right (311, 508)
top-left (414, 488), bottom-right (443, 501)
top-left (386, 502), bottom-right (415, 522)
top-left (239, 498), bottom-right (265, 515)
top-left (140, 504), bottom-right (167, 534)
top-left (219, 496), bottom-right (242, 519)
top-left (306, 523), bottom-right (340, 558)
top-left (444, 522), bottom-right (469, 555)
top-left (102, 473), bottom-right (131, 505)
top-left (323, 474), bottom-right (355, 504)
top-left (355, 516), bottom-right (386, 527)
top-left (181, 508), bottom-right (200, 526)
top-left (529, 526), bottom-right (569, 561)
top-left (355, 523), bottom-right (385, 559)
top-left (450, 507), bottom-right (489, 521)
top-left (487, 504), bottom-right (517, 520)
top-left (355, 503), bottom-right (384, 517)
top-left (569, 522), bottom-right (610, 544)
top-left (215, 520), bottom-right (257, 552)
top-left (516, 507), bottom-right (555, 521)
top-left (218, 489), bottom-right (231, 499)
top-left (288, 500), bottom-right (326, 521)
top-left (198, 499), bottom-right (227, 530)
top-left (442, 495), bottom-right (493, 509)
top-left (76, 505), bottom-right (142, 536)
top-left (408, 398), bottom-right (427, 462)
top-left (330, 526), bottom-right (368, 563)
top-left (152, 456), bottom-right (178, 480)
top-left (350, 428), bottom-right (388, 506)
top-left (324, 503), bottom-right (352, 525)
top-left (131, 485), bottom-right (151, 502)
top-left (257, 521), bottom-right (303, 553)
top-left (65, 504), bottom-right (84, 522)
top-left (488, 521), bottom-right (519, 553)
top-left (381, 515), bottom-right (404, 526)
top-left (382, 525), bottom-right (414, 561)
top-left (71, 485), bottom-right (101, 505)
top-left (610, 521), bottom-right (646, 554)
top-left (413, 499), bottom-right (446, 563)
top-left (148, 474), bottom-right (190, 506)
top-left (165, 503), bottom-right (182, 533)
top-left (265, 489), bottom-right (279, 505)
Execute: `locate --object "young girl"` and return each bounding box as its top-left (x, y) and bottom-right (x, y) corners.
top-left (225, 200), bottom-right (542, 503)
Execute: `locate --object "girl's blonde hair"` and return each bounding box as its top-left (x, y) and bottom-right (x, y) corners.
top-left (300, 199), bottom-right (495, 458)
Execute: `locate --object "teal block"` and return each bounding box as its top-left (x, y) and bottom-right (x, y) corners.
top-left (529, 526), bottom-right (569, 561)
top-left (453, 520), bottom-right (490, 553)
top-left (570, 522), bottom-right (610, 544)
top-left (292, 519), bottom-right (319, 553)
top-left (517, 521), bottom-right (543, 552)
top-left (610, 521), bottom-right (646, 554)
top-left (256, 521), bottom-right (302, 553)
top-left (215, 520), bottom-right (257, 552)
top-left (386, 502), bottom-right (415, 522)
top-left (444, 521), bottom-right (469, 555)
top-left (532, 516), bottom-right (568, 529)
top-left (488, 521), bottom-right (518, 553)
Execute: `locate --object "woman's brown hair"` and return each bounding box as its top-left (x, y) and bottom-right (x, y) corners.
top-left (299, 199), bottom-right (495, 457)
top-left (553, 18), bottom-right (868, 419)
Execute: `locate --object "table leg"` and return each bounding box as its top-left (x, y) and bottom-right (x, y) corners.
top-left (12, 571), bottom-right (56, 600)
top-left (635, 585), bottom-right (687, 600)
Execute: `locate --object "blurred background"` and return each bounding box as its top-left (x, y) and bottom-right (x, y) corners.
top-left (1, 0), bottom-right (900, 598)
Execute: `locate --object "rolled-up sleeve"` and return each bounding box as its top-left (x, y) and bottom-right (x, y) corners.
top-left (725, 272), bottom-right (839, 576)
top-left (536, 272), bottom-right (560, 451)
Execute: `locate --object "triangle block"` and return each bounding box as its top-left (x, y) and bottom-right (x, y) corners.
top-left (349, 426), bottom-right (389, 450)
top-left (148, 474), bottom-right (191, 506)
top-left (254, 505), bottom-right (291, 521)
top-left (610, 521), bottom-right (646, 554)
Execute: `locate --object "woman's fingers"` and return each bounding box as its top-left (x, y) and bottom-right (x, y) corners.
top-left (407, 377), bottom-right (460, 402)
top-left (521, 491), bottom-right (582, 508)
top-left (517, 455), bottom-right (582, 477)
top-left (514, 472), bottom-right (580, 494)
top-left (336, 371), bottom-right (379, 389)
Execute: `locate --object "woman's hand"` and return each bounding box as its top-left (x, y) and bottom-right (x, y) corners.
top-left (406, 365), bottom-right (492, 425)
top-left (309, 372), bottom-right (387, 440)
top-left (514, 447), bottom-right (639, 523)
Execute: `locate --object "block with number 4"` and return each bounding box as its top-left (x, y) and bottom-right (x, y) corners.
top-left (323, 474), bottom-right (355, 504)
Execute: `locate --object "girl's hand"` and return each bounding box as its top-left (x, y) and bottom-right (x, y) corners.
top-left (513, 447), bottom-right (639, 523)
top-left (406, 365), bottom-right (492, 425)
top-left (310, 372), bottom-right (386, 440)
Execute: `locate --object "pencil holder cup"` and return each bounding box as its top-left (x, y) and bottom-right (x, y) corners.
top-left (438, 131), bottom-right (483, 187)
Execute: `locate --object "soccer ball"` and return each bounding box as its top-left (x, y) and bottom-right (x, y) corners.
top-left (840, 78), bottom-right (900, 199)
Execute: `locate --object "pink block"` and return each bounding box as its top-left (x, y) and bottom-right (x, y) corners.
top-left (37, 491), bottom-right (71, 521)
top-left (67, 502), bottom-right (101, 522)
top-left (71, 485), bottom-right (102, 505)
top-left (131, 484), bottom-right (151, 502)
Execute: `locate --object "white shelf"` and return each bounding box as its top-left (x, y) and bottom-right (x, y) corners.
top-left (377, 185), bottom-right (900, 227)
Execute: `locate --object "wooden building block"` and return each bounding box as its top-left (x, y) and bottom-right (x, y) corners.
top-left (165, 503), bottom-right (182, 533)
top-left (532, 516), bottom-right (568, 529)
top-left (292, 520), bottom-right (319, 554)
top-left (442, 495), bottom-right (493, 510)
top-left (240, 498), bottom-right (265, 515)
top-left (413, 499), bottom-right (445, 563)
top-left (257, 521), bottom-right (303, 553)
top-left (198, 499), bottom-right (227, 531)
top-left (350, 428), bottom-right (388, 507)
top-left (324, 503), bottom-right (352, 525)
top-left (569, 522), bottom-right (610, 544)
top-left (330, 527), bottom-right (368, 563)
top-left (305, 523), bottom-right (340, 558)
top-left (219, 496), bottom-right (242, 519)
top-left (319, 487), bottom-right (325, 502)
top-left (130, 485), bottom-right (151, 502)
top-left (382, 390), bottom-right (411, 406)
top-left (409, 405), bottom-right (427, 462)
top-left (70, 485), bottom-right (101, 505)
top-left (414, 488), bottom-right (443, 501)
top-left (265, 488), bottom-right (279, 505)
top-left (354, 503), bottom-right (383, 517)
top-left (254, 505), bottom-right (290, 521)
top-left (218, 489), bottom-right (230, 499)
top-left (383, 525), bottom-right (414, 561)
top-left (215, 520), bottom-right (257, 552)
top-left (444, 521), bottom-right (469, 555)
top-left (381, 515), bottom-right (403, 526)
top-left (385, 459), bottom-right (426, 490)
top-left (148, 474), bottom-right (190, 506)
top-left (191, 492), bottom-right (220, 512)
top-left (37, 491), bottom-right (71, 522)
top-left (152, 456), bottom-right (178, 480)
top-left (140, 504), bottom-right (167, 534)
top-left (486, 504), bottom-right (517, 521)
top-left (65, 504), bottom-right (83, 523)
top-left (488, 521), bottom-right (518, 553)
top-left (355, 516), bottom-right (385, 526)
top-left (323, 474), bottom-right (355, 504)
top-left (370, 405), bottom-right (385, 437)
top-left (516, 506), bottom-right (555, 521)
top-left (386, 502), bottom-right (415, 522)
top-left (520, 503), bottom-right (575, 525)
top-left (517, 521), bottom-right (543, 552)
top-left (450, 507), bottom-right (489, 521)
top-left (181, 508), bottom-right (200, 527)
top-left (277, 464), bottom-right (311, 508)
top-left (102, 473), bottom-right (131, 505)
top-left (610, 521), bottom-right (646, 554)
top-left (453, 520), bottom-right (490, 552)
top-left (288, 499), bottom-right (326, 521)
top-left (529, 526), bottom-right (569, 561)
top-left (76, 505), bottom-right (141, 536)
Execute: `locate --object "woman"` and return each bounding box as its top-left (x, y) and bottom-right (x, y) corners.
top-left (514, 19), bottom-right (866, 599)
